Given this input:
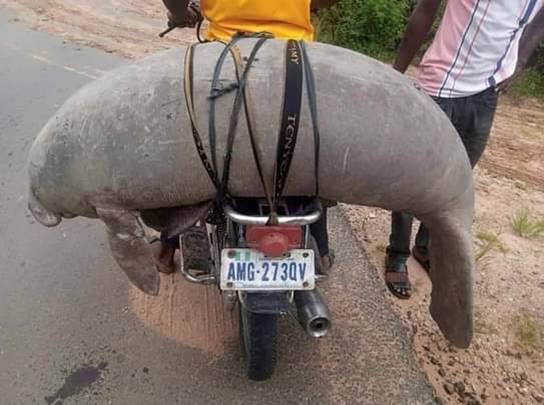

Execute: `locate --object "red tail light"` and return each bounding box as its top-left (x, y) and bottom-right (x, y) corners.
top-left (246, 226), bottom-right (303, 257)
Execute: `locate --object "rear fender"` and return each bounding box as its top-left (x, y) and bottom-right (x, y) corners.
top-left (240, 291), bottom-right (292, 315)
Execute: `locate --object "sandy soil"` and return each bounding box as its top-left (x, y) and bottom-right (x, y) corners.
top-left (128, 271), bottom-right (238, 354)
top-left (3, 1), bottom-right (543, 403)
top-left (483, 96), bottom-right (544, 191)
top-left (0, 0), bottom-right (196, 58)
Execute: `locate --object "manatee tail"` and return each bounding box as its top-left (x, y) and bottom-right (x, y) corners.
top-left (420, 186), bottom-right (474, 348)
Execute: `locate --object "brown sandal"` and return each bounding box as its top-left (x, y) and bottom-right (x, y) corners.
top-left (385, 257), bottom-right (412, 299)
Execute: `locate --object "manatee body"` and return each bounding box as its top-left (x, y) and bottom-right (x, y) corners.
top-left (28, 39), bottom-right (474, 347)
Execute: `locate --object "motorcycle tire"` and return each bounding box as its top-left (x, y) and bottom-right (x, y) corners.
top-left (239, 306), bottom-right (278, 381)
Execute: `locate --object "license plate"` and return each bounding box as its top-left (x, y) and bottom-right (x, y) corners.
top-left (220, 249), bottom-right (315, 291)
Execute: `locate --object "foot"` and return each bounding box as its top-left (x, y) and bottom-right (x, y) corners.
top-left (319, 250), bottom-right (335, 274)
top-left (385, 256), bottom-right (412, 299)
top-left (150, 241), bottom-right (176, 274)
top-left (412, 246), bottom-right (430, 273)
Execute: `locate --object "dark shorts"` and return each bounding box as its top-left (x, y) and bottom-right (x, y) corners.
top-left (432, 86), bottom-right (498, 167)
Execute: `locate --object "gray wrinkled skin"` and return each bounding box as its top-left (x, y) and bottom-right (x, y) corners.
top-left (27, 40), bottom-right (474, 348)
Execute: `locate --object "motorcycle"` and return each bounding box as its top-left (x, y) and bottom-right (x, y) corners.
top-left (179, 197), bottom-right (331, 381)
top-left (158, 20), bottom-right (331, 380)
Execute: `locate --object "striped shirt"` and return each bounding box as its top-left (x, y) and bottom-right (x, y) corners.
top-left (417, 0), bottom-right (543, 98)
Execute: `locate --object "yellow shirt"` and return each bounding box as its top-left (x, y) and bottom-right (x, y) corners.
top-left (201, 0), bottom-right (314, 41)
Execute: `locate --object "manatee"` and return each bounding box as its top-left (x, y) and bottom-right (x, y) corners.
top-left (27, 39), bottom-right (474, 348)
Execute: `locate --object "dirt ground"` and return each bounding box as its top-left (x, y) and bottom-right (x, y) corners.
top-left (3, 1), bottom-right (543, 403)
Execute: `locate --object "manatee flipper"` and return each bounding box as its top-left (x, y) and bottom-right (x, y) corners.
top-left (96, 208), bottom-right (160, 296)
top-left (28, 190), bottom-right (62, 227)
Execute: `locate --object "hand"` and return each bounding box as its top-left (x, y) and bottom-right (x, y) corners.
top-left (495, 59), bottom-right (527, 94)
top-left (392, 61), bottom-right (408, 74)
top-left (166, 11), bottom-right (197, 28)
top-left (495, 75), bottom-right (515, 95)
top-left (167, 1), bottom-right (202, 28)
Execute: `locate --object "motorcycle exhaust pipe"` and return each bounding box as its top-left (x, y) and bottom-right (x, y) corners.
top-left (294, 289), bottom-right (331, 338)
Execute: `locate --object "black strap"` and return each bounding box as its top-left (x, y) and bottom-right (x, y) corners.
top-left (300, 41), bottom-right (320, 197)
top-left (273, 40), bottom-right (304, 210)
top-left (215, 35), bottom-right (271, 203)
top-left (214, 39), bottom-right (275, 209)
top-left (184, 34), bottom-right (274, 210)
top-left (234, 45), bottom-right (275, 209)
top-left (184, 36), bottom-right (320, 221)
top-left (183, 43), bottom-right (219, 189)
top-left (208, 35), bottom-right (246, 175)
top-left (196, 19), bottom-right (206, 43)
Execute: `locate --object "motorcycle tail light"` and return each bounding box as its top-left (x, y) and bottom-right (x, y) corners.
top-left (245, 226), bottom-right (303, 257)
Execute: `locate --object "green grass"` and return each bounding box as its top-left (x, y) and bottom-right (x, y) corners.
top-left (513, 311), bottom-right (543, 352)
top-left (510, 67), bottom-right (544, 100)
top-left (313, 0), bottom-right (408, 62)
top-left (475, 230), bottom-right (508, 263)
top-left (510, 208), bottom-right (544, 239)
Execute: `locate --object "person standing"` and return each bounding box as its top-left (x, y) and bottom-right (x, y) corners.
top-left (386, 0), bottom-right (544, 298)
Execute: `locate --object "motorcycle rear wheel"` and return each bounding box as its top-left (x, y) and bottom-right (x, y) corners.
top-left (239, 306), bottom-right (278, 381)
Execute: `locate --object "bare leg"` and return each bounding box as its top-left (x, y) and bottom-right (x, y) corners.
top-left (310, 207), bottom-right (334, 272)
top-left (151, 232), bottom-right (178, 274)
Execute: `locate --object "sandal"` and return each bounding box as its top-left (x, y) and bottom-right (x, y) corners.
top-left (385, 256), bottom-right (412, 299)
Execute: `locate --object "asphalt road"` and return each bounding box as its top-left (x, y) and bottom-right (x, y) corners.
top-left (0, 11), bottom-right (436, 405)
